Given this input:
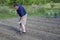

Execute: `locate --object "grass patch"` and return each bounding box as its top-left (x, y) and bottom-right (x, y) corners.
top-left (0, 13), bottom-right (16, 19)
top-left (0, 5), bottom-right (60, 19)
top-left (0, 6), bottom-right (17, 19)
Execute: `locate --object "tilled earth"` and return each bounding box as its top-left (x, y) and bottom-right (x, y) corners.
top-left (0, 17), bottom-right (60, 40)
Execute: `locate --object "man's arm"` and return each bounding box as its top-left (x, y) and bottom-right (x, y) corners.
top-left (19, 16), bottom-right (25, 24)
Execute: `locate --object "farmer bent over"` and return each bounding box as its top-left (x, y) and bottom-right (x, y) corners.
top-left (14, 4), bottom-right (27, 33)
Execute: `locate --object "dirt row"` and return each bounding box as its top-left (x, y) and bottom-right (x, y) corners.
top-left (0, 17), bottom-right (60, 40)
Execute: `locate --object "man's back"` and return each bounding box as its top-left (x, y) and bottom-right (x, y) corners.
top-left (17, 5), bottom-right (26, 17)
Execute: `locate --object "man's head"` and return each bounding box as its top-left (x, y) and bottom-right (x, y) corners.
top-left (14, 4), bottom-right (19, 10)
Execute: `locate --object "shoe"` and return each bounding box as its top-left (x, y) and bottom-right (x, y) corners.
top-left (22, 31), bottom-right (26, 34)
top-left (22, 32), bottom-right (26, 34)
top-left (18, 29), bottom-right (22, 33)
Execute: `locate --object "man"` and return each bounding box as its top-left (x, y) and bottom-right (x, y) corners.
top-left (14, 4), bottom-right (27, 33)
